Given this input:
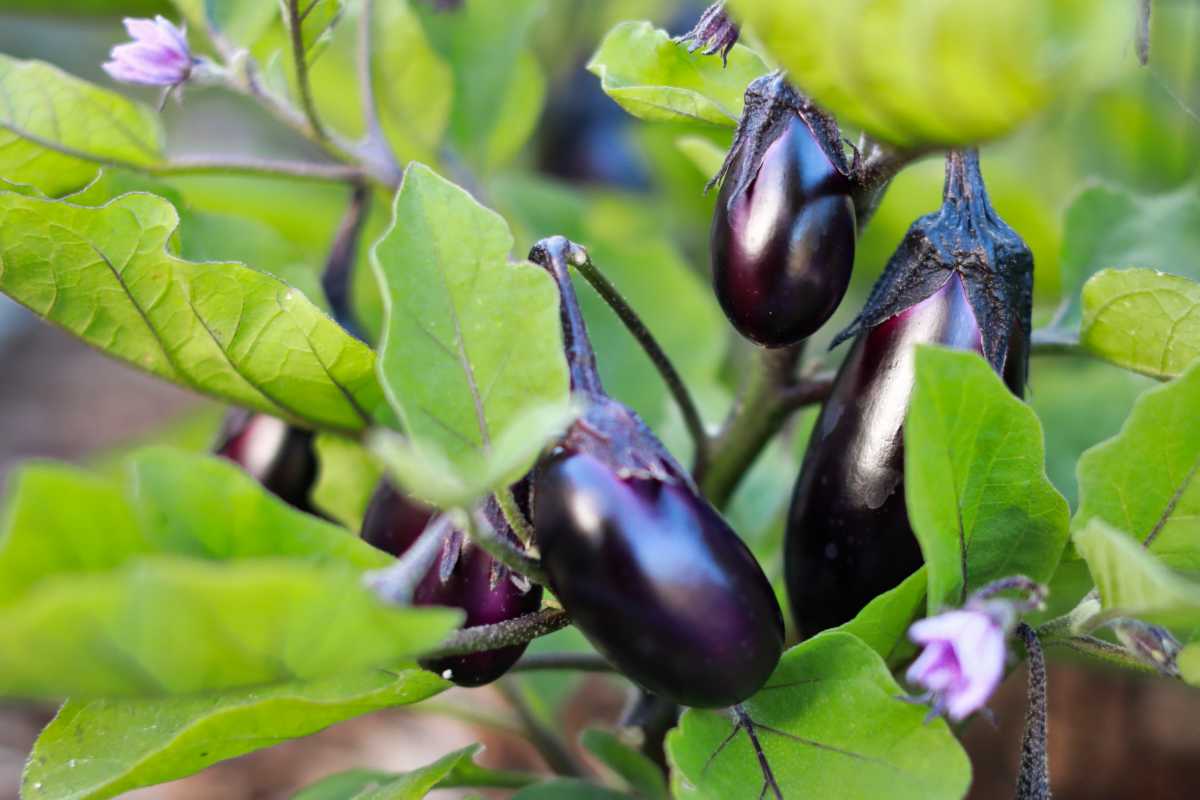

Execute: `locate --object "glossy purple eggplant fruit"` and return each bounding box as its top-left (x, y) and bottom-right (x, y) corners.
top-left (361, 482), bottom-right (542, 686)
top-left (214, 410), bottom-right (319, 512)
top-left (785, 150), bottom-right (1032, 638)
top-left (710, 74), bottom-right (855, 347)
top-left (529, 236), bottom-right (784, 709)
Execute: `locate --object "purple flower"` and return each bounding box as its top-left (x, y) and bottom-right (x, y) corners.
top-left (103, 16), bottom-right (193, 87)
top-left (906, 607), bottom-right (1008, 721)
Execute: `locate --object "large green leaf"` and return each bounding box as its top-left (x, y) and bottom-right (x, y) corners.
top-left (835, 567), bottom-right (926, 665)
top-left (730, 0), bottom-right (1126, 148)
top-left (1180, 644), bottom-right (1200, 688)
top-left (370, 163), bottom-right (569, 494)
top-left (1080, 268), bottom-right (1200, 380)
top-left (587, 21), bottom-right (768, 127)
top-left (1074, 519), bottom-right (1200, 629)
top-left (0, 451), bottom-right (459, 698)
top-left (414, 0), bottom-right (546, 170)
top-left (171, 0), bottom-right (279, 50)
top-left (906, 347), bottom-right (1070, 611)
top-left (22, 668), bottom-right (448, 800)
top-left (1074, 359), bottom-right (1200, 571)
top-left (280, 0), bottom-right (345, 60)
top-left (0, 191), bottom-right (386, 434)
top-left (666, 632), bottom-right (971, 800)
top-left (1053, 184), bottom-right (1200, 333)
top-left (580, 728), bottom-right (668, 800)
top-left (312, 434), bottom-right (384, 531)
top-left (293, 754), bottom-right (535, 799)
top-left (0, 55), bottom-right (163, 197)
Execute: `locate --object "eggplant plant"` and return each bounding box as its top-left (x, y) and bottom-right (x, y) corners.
top-left (0, 1), bottom-right (1196, 800)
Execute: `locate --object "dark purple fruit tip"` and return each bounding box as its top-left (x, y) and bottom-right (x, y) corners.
top-left (214, 409), bottom-right (319, 513)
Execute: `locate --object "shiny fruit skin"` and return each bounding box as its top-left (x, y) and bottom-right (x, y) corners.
top-left (785, 275), bottom-right (1025, 638)
top-left (533, 451), bottom-right (784, 708)
top-left (711, 117), bottom-right (856, 347)
top-left (214, 412), bottom-right (319, 512)
top-left (360, 482), bottom-right (541, 687)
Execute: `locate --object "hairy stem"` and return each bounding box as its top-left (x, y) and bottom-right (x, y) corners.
top-left (496, 678), bottom-right (586, 777)
top-left (570, 237), bottom-right (710, 470)
top-left (426, 607), bottom-right (570, 659)
top-left (285, 0), bottom-right (328, 143)
top-left (1015, 624), bottom-right (1051, 800)
top-left (494, 486), bottom-right (536, 545)
top-left (1050, 635), bottom-right (1161, 676)
top-left (511, 652), bottom-right (614, 673)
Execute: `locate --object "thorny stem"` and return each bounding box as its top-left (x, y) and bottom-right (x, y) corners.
top-left (285, 0), bottom-right (328, 144)
top-left (425, 607), bottom-right (571, 659)
top-left (464, 509), bottom-right (549, 586)
top-left (571, 250), bottom-right (711, 470)
top-left (496, 678), bottom-right (587, 778)
top-left (1016, 624), bottom-right (1052, 800)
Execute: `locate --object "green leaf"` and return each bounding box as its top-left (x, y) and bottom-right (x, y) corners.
top-left (1080, 268), bottom-right (1200, 380)
top-left (1054, 184), bottom-right (1200, 333)
top-left (293, 747), bottom-right (536, 799)
top-left (675, 135), bottom-right (727, 179)
top-left (512, 780), bottom-right (632, 800)
top-left (0, 54), bottom-right (163, 197)
top-left (666, 632), bottom-right (971, 800)
top-left (906, 347), bottom-right (1070, 612)
top-left (22, 668), bottom-right (448, 800)
top-left (835, 567), bottom-right (926, 665)
top-left (415, 0), bottom-right (546, 170)
top-left (587, 21), bottom-right (768, 127)
top-left (312, 434), bottom-right (385, 530)
top-left (1074, 359), bottom-right (1200, 571)
top-left (1180, 643), bottom-right (1200, 688)
top-left (1074, 519), bottom-right (1200, 629)
top-left (172, 0), bottom-right (279, 49)
top-left (580, 728), bottom-right (668, 800)
top-left (0, 451), bottom-right (460, 698)
top-left (0, 191), bottom-right (387, 434)
top-left (730, 0), bottom-right (1126, 147)
top-left (370, 163), bottom-right (570, 492)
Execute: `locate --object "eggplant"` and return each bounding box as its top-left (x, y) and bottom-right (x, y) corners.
top-left (785, 150), bottom-right (1032, 638)
top-left (214, 410), bottom-right (319, 512)
top-left (361, 482), bottom-right (542, 686)
top-left (529, 236), bottom-right (784, 708)
top-left (710, 73), bottom-right (856, 347)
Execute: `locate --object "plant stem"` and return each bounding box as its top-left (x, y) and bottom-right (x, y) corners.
top-left (494, 486), bottom-right (536, 545)
top-left (285, 0), bottom-right (328, 143)
top-left (1050, 635), bottom-right (1161, 676)
top-left (496, 678), bottom-right (586, 777)
top-left (511, 653), bottom-right (614, 673)
top-left (1030, 328), bottom-right (1082, 357)
top-left (850, 139), bottom-right (929, 228)
top-left (356, 0), bottom-right (403, 183)
top-left (1015, 623), bottom-right (1052, 800)
top-left (364, 516), bottom-right (454, 605)
top-left (425, 608), bottom-right (571, 659)
top-left (464, 508), bottom-right (549, 586)
top-left (321, 182), bottom-right (370, 336)
top-left (570, 249), bottom-right (710, 470)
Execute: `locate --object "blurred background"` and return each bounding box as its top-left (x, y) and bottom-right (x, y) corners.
top-left (1, 0), bottom-right (1199, 797)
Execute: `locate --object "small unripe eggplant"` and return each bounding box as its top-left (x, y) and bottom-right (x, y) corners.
top-left (361, 482), bottom-right (541, 687)
top-left (785, 150), bottom-right (1032, 638)
top-left (529, 236), bottom-right (783, 709)
top-left (214, 410), bottom-right (319, 512)
top-left (710, 74), bottom-right (856, 347)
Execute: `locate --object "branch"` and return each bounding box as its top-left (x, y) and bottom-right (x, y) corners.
top-left (465, 507), bottom-right (549, 586)
top-left (285, 0), bottom-right (328, 143)
top-left (570, 248), bottom-right (710, 470)
top-left (425, 607), bottom-right (571, 659)
top-left (1030, 327), bottom-right (1082, 357)
top-left (511, 652), bottom-right (614, 673)
top-left (850, 139), bottom-right (931, 228)
top-left (496, 678), bottom-right (586, 777)
top-left (1015, 624), bottom-right (1051, 800)
top-left (356, 0), bottom-right (402, 182)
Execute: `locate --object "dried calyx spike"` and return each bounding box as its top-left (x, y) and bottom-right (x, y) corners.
top-left (832, 148), bottom-right (1033, 386)
top-left (674, 2), bottom-right (740, 66)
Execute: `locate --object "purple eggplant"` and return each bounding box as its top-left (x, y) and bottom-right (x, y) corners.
top-left (361, 482), bottom-right (542, 686)
top-left (214, 410), bottom-right (319, 513)
top-left (529, 236), bottom-right (783, 709)
top-left (785, 150), bottom-right (1032, 638)
top-left (710, 74), bottom-right (855, 347)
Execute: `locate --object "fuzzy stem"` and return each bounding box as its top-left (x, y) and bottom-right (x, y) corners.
top-left (1015, 623), bottom-right (1052, 800)
top-left (494, 486), bottom-right (536, 545)
top-left (426, 607), bottom-right (570, 658)
top-left (528, 237), bottom-right (605, 397)
top-left (570, 249), bottom-right (710, 469)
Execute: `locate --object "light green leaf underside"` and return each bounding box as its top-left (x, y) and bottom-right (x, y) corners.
top-left (0, 191), bottom-right (386, 433)
top-left (730, 0), bottom-right (1127, 148)
top-left (666, 632), bottom-right (971, 800)
top-left (1074, 519), bottom-right (1200, 629)
top-left (588, 21), bottom-right (768, 127)
top-left (1081, 268), bottom-right (1200, 380)
top-left (1074, 359), bottom-right (1200, 572)
top-left (371, 163), bottom-right (569, 492)
top-left (906, 347), bottom-right (1069, 612)
top-left (0, 54), bottom-right (163, 197)
top-left (313, 434), bottom-right (385, 531)
top-left (22, 668), bottom-right (448, 800)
